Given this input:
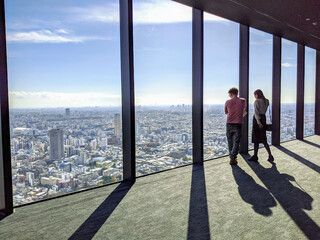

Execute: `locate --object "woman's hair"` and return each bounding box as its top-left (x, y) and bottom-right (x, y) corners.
top-left (254, 89), bottom-right (267, 103)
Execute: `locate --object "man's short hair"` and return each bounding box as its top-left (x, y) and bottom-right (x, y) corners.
top-left (228, 87), bottom-right (238, 95)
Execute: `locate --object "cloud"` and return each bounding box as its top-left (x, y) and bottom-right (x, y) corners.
top-left (56, 29), bottom-right (69, 34)
top-left (135, 92), bottom-right (191, 106)
top-left (282, 62), bottom-right (296, 68)
top-left (6, 30), bottom-right (109, 43)
top-left (69, 1), bottom-right (225, 24)
top-left (9, 91), bottom-right (121, 108)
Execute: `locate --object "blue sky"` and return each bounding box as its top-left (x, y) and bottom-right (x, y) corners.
top-left (5, 0), bottom-right (316, 108)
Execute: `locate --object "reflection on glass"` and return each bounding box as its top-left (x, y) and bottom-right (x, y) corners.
top-left (304, 47), bottom-right (316, 137)
top-left (281, 39), bottom-right (297, 142)
top-left (133, 0), bottom-right (192, 176)
top-left (249, 28), bottom-right (273, 148)
top-left (6, 0), bottom-right (122, 206)
top-left (203, 13), bottom-right (239, 160)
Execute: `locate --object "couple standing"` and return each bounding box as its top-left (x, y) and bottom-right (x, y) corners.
top-left (225, 87), bottom-right (274, 165)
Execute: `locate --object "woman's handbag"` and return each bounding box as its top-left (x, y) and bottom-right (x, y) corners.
top-left (266, 106), bottom-right (272, 131)
top-left (266, 123), bottom-right (273, 131)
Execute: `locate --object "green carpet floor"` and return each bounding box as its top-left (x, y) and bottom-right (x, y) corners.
top-left (1, 136), bottom-right (320, 239)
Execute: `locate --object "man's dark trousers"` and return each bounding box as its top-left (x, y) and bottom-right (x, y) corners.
top-left (226, 123), bottom-right (242, 159)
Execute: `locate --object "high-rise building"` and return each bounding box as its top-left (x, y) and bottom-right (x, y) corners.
top-left (79, 151), bottom-right (86, 165)
top-left (136, 120), bottom-right (140, 136)
top-left (91, 139), bottom-right (97, 150)
top-left (114, 114), bottom-right (121, 137)
top-left (182, 133), bottom-right (189, 143)
top-left (49, 129), bottom-right (64, 161)
top-left (26, 172), bottom-right (34, 187)
top-left (65, 108), bottom-right (70, 118)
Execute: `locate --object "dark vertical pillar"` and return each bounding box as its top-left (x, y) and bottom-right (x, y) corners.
top-left (0, 0), bottom-right (13, 216)
top-left (315, 50), bottom-right (320, 135)
top-left (239, 24), bottom-right (249, 153)
top-left (192, 8), bottom-right (203, 165)
top-left (120, 0), bottom-right (135, 182)
top-left (296, 44), bottom-right (305, 140)
top-left (272, 36), bottom-right (281, 146)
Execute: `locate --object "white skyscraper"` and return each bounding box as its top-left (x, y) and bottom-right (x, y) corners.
top-left (49, 129), bottom-right (64, 161)
top-left (26, 172), bottom-right (35, 186)
top-left (114, 114), bottom-right (121, 137)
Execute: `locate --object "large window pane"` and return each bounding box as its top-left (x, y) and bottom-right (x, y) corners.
top-left (281, 39), bottom-right (297, 142)
top-left (133, 0), bottom-right (192, 176)
top-left (6, 0), bottom-right (122, 206)
top-left (203, 13), bottom-right (239, 160)
top-left (249, 28), bottom-right (273, 148)
top-left (304, 47), bottom-right (316, 137)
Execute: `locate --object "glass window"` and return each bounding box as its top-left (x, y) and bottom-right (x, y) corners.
top-left (304, 47), bottom-right (316, 137)
top-left (203, 13), bottom-right (239, 160)
top-left (6, 0), bottom-right (122, 206)
top-left (249, 28), bottom-right (273, 148)
top-left (133, 0), bottom-right (192, 176)
top-left (281, 39), bottom-right (297, 142)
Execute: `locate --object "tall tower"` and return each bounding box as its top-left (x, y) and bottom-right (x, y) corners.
top-left (114, 114), bottom-right (121, 137)
top-left (65, 108), bottom-right (70, 118)
top-left (49, 129), bottom-right (64, 161)
top-left (26, 172), bottom-right (35, 186)
top-left (79, 151), bottom-right (86, 165)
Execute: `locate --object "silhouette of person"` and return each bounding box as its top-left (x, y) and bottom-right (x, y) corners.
top-left (231, 165), bottom-right (276, 216)
top-left (247, 162), bottom-right (320, 239)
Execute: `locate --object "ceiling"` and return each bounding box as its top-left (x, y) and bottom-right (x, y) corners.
top-left (174, 0), bottom-right (320, 50)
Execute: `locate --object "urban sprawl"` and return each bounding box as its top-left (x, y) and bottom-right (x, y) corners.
top-left (11, 103), bottom-right (315, 206)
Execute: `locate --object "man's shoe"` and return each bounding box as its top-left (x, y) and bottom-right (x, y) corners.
top-left (267, 155), bottom-right (274, 163)
top-left (248, 155), bottom-right (258, 162)
top-left (229, 158), bottom-right (238, 165)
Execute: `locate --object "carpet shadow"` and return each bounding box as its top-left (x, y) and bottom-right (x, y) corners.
top-left (276, 146), bottom-right (320, 174)
top-left (187, 164), bottom-right (211, 240)
top-left (0, 214), bottom-right (6, 221)
top-left (69, 182), bottom-right (133, 240)
top-left (231, 165), bottom-right (276, 216)
top-left (301, 139), bottom-right (320, 149)
top-left (242, 153), bottom-right (320, 240)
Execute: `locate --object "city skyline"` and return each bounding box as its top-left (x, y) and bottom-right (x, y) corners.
top-left (10, 104), bottom-right (314, 206)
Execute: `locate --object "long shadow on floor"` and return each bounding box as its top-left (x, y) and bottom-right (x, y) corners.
top-left (242, 153), bottom-right (320, 240)
top-left (187, 164), bottom-right (211, 240)
top-left (276, 146), bottom-right (320, 173)
top-left (301, 139), bottom-right (320, 149)
top-left (231, 165), bottom-right (276, 216)
top-left (69, 182), bottom-right (133, 240)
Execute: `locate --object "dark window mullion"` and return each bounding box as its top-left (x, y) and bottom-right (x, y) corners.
top-left (0, 0), bottom-right (13, 216)
top-left (239, 24), bottom-right (249, 153)
top-left (192, 8), bottom-right (204, 165)
top-left (120, 0), bottom-right (135, 182)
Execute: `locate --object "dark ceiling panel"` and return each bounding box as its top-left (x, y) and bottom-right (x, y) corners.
top-left (174, 0), bottom-right (320, 50)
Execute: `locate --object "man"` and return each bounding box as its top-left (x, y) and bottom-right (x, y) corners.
top-left (225, 87), bottom-right (247, 165)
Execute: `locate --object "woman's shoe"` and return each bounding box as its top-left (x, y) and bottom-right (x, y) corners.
top-left (267, 155), bottom-right (274, 163)
top-left (248, 155), bottom-right (258, 162)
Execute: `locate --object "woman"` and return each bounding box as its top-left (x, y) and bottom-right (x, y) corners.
top-left (249, 89), bottom-right (274, 162)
